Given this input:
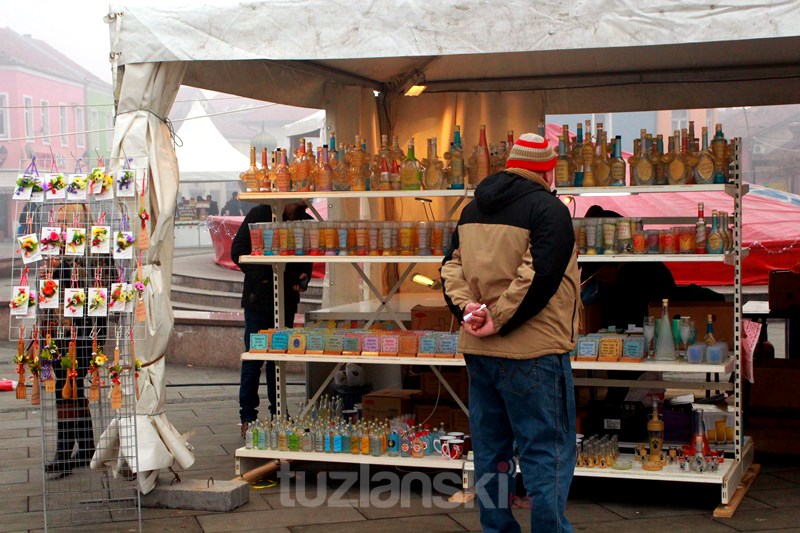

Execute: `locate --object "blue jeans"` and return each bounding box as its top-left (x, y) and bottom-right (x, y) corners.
top-left (465, 353), bottom-right (576, 533)
top-left (239, 309), bottom-right (276, 423)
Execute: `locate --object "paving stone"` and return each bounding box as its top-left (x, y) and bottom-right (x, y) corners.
top-left (344, 493), bottom-right (471, 520)
top-left (0, 510), bottom-right (44, 532)
top-left (715, 507), bottom-right (800, 531)
top-left (751, 473), bottom-right (800, 491)
top-left (747, 487), bottom-right (800, 508)
top-left (600, 499), bottom-right (711, 520)
top-left (735, 496), bottom-right (776, 513)
top-left (290, 514), bottom-right (465, 533)
top-left (565, 502), bottom-right (624, 524)
top-left (29, 515), bottom-right (203, 532)
top-left (0, 495), bottom-right (28, 515)
top-left (772, 470), bottom-right (800, 485)
top-left (573, 514), bottom-right (736, 532)
top-left (0, 411), bottom-right (26, 421)
top-left (197, 505), bottom-right (365, 532)
top-left (0, 470), bottom-right (28, 485)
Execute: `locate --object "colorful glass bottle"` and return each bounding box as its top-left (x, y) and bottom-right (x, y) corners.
top-left (654, 298), bottom-right (677, 361)
top-left (609, 135), bottom-right (626, 186)
top-left (572, 123), bottom-right (584, 186)
top-left (275, 149), bottom-right (291, 192)
top-left (581, 120), bottom-right (596, 186)
top-left (423, 137), bottom-right (444, 190)
top-left (694, 126), bottom-right (715, 184)
top-left (400, 138), bottom-right (422, 190)
top-left (240, 146), bottom-right (262, 192)
top-left (475, 125), bottom-right (491, 185)
top-left (592, 124), bottom-right (611, 186)
top-left (554, 134), bottom-right (574, 187)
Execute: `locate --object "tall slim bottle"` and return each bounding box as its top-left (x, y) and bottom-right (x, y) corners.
top-left (653, 135), bottom-right (667, 185)
top-left (609, 135), bottom-right (626, 186)
top-left (667, 130), bottom-right (687, 185)
top-left (711, 123), bottom-right (728, 184)
top-left (423, 137), bottom-right (444, 190)
top-left (400, 138), bottom-right (422, 190)
top-left (316, 145), bottom-right (333, 192)
top-left (260, 147), bottom-right (271, 191)
top-left (475, 125), bottom-right (491, 185)
top-left (572, 123), bottom-right (584, 186)
top-left (654, 299), bottom-right (677, 361)
top-left (592, 125), bottom-right (611, 186)
top-left (581, 120), bottom-right (596, 187)
top-left (706, 210), bottom-right (725, 254)
top-left (633, 129), bottom-right (655, 185)
top-left (349, 135), bottom-right (367, 191)
top-left (695, 202), bottom-right (707, 254)
top-left (554, 135), bottom-right (574, 187)
top-left (275, 149), bottom-right (291, 192)
top-left (445, 126), bottom-right (465, 189)
top-left (240, 146), bottom-right (262, 192)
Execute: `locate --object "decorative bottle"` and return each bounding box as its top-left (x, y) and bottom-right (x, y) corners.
top-left (316, 145), bottom-right (333, 192)
top-left (581, 119), bottom-right (596, 186)
top-left (695, 202), bottom-right (707, 254)
top-left (475, 125), bottom-right (491, 185)
top-left (667, 130), bottom-right (687, 185)
top-left (609, 135), bottom-right (626, 186)
top-left (400, 138), bottom-right (422, 190)
top-left (259, 147), bottom-right (271, 191)
top-left (554, 134), bottom-right (574, 187)
top-left (445, 126), bottom-right (465, 189)
top-left (706, 210), bottom-right (725, 254)
top-left (240, 146), bottom-right (262, 192)
top-left (703, 314), bottom-right (716, 345)
top-left (653, 134), bottom-right (667, 185)
top-left (711, 123), bottom-right (728, 184)
top-left (592, 124), bottom-right (611, 186)
top-left (349, 135), bottom-right (367, 191)
top-left (654, 298), bottom-right (677, 360)
top-left (572, 123), bottom-right (584, 186)
top-left (694, 126), bottom-right (715, 184)
top-left (423, 137), bottom-right (444, 190)
top-left (275, 149), bottom-right (291, 192)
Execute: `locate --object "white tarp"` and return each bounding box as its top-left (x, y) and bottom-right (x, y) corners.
top-left (174, 100), bottom-right (249, 182)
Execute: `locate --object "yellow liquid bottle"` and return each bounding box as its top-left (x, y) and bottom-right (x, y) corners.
top-left (400, 138), bottom-right (422, 190)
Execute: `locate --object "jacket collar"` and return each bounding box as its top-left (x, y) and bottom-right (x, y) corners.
top-left (504, 168), bottom-right (551, 192)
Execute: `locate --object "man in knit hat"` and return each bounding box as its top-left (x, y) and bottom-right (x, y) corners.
top-left (441, 133), bottom-right (579, 532)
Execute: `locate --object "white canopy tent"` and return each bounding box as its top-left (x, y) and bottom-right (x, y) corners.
top-left (105, 0), bottom-right (800, 492)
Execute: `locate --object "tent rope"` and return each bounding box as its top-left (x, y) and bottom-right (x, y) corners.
top-left (116, 108), bottom-right (183, 148)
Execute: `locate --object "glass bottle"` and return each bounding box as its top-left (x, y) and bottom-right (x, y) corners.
top-left (275, 149), bottom-right (291, 192)
top-left (400, 138), bottom-right (422, 190)
top-left (554, 134), bottom-right (574, 187)
top-left (581, 120), bottom-right (596, 186)
top-left (350, 425), bottom-right (361, 454)
top-left (632, 129), bottom-right (653, 185)
top-left (387, 425), bottom-right (399, 457)
top-left (390, 135), bottom-right (404, 166)
top-left (445, 126), bottom-right (465, 189)
top-left (341, 424), bottom-right (351, 453)
top-left (245, 423), bottom-right (254, 449)
top-left (654, 298), bottom-right (677, 361)
top-left (259, 147), bottom-right (271, 191)
top-left (682, 128), bottom-right (698, 184)
top-left (277, 422), bottom-right (288, 451)
top-left (378, 156), bottom-right (391, 191)
top-left (349, 135), bottom-right (367, 191)
top-left (475, 125), bottom-right (491, 185)
top-left (572, 123), bottom-right (584, 186)
top-left (609, 135), bottom-right (626, 186)
top-left (703, 314), bottom-right (716, 345)
top-left (667, 130), bottom-right (687, 185)
top-left (424, 137), bottom-right (444, 190)
top-left (288, 424), bottom-right (300, 451)
top-left (694, 126), bottom-right (715, 184)
top-left (711, 123), bottom-right (728, 184)
top-left (333, 424), bottom-right (343, 453)
top-left (314, 424), bottom-right (324, 453)
top-left (257, 420), bottom-right (267, 450)
top-left (315, 145), bottom-right (333, 192)
top-left (723, 212), bottom-right (733, 251)
top-left (240, 146), bottom-right (262, 192)
top-left (695, 202), bottom-right (707, 254)
top-left (400, 429), bottom-right (411, 457)
top-left (706, 209), bottom-right (725, 254)
top-left (592, 124), bottom-right (611, 186)
top-left (653, 134), bottom-right (667, 185)
top-left (360, 425), bottom-right (371, 455)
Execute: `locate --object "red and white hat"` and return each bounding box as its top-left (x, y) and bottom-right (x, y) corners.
top-left (505, 133), bottom-right (557, 172)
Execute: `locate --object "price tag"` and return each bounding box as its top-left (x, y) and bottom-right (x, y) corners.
top-left (622, 336), bottom-right (645, 360)
top-left (249, 333), bottom-right (269, 353)
top-left (306, 332), bottom-right (325, 354)
top-left (324, 333), bottom-right (344, 355)
top-left (269, 330), bottom-right (290, 353)
top-left (380, 335), bottom-right (399, 356)
top-left (438, 334), bottom-right (459, 357)
top-left (362, 334), bottom-right (380, 356)
top-left (288, 332), bottom-right (306, 354)
top-left (418, 334), bottom-right (438, 357)
top-left (342, 334), bottom-right (362, 356)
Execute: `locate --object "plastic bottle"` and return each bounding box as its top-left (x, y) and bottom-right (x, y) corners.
top-left (654, 298), bottom-right (677, 360)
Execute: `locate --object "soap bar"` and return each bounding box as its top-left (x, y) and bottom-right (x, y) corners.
top-left (686, 343), bottom-right (706, 364)
top-left (706, 342), bottom-right (727, 364)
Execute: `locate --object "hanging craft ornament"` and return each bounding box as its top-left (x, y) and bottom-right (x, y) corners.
top-left (138, 171), bottom-right (150, 250)
top-left (135, 251), bottom-right (147, 323)
top-left (110, 329), bottom-right (123, 410)
top-left (40, 332), bottom-right (58, 393)
top-left (28, 329), bottom-right (40, 406)
top-left (131, 328), bottom-right (141, 401)
top-left (88, 330), bottom-right (104, 403)
top-left (62, 327), bottom-right (78, 400)
top-left (15, 326), bottom-right (26, 400)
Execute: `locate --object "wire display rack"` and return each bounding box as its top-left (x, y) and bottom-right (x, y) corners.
top-left (9, 157), bottom-right (149, 531)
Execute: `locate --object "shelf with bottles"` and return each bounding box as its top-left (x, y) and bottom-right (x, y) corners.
top-left (242, 352), bottom-right (466, 367)
top-left (238, 189), bottom-right (471, 202)
top-left (235, 448), bottom-right (464, 470)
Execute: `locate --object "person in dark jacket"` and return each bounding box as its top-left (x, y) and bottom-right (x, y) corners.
top-left (231, 202), bottom-right (312, 437)
top-left (441, 133), bottom-right (578, 533)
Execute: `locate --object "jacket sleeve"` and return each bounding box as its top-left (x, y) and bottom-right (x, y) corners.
top-left (494, 199), bottom-right (575, 336)
top-left (440, 223), bottom-right (474, 322)
top-left (231, 205), bottom-right (271, 274)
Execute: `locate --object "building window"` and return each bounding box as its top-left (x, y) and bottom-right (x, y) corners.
top-left (40, 100), bottom-right (50, 145)
top-left (91, 110), bottom-right (100, 149)
top-left (23, 96), bottom-right (34, 139)
top-left (59, 105), bottom-right (69, 146)
top-left (76, 107), bottom-right (85, 148)
top-left (0, 93), bottom-right (9, 139)
top-left (671, 109), bottom-right (689, 133)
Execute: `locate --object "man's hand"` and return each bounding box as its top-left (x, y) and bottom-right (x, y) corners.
top-left (462, 302), bottom-right (496, 337)
top-left (292, 273), bottom-right (309, 292)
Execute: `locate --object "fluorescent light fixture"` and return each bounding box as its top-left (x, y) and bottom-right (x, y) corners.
top-left (411, 273), bottom-right (441, 290)
top-left (579, 192), bottom-right (633, 197)
top-left (404, 84), bottom-right (427, 97)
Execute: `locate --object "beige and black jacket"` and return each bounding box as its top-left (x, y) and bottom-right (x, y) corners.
top-left (440, 169), bottom-right (580, 359)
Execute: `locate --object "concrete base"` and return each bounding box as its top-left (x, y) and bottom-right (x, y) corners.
top-left (140, 478), bottom-right (249, 512)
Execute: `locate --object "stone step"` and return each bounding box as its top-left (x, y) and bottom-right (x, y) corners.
top-left (171, 284), bottom-right (241, 309)
top-left (172, 272), bottom-right (242, 293)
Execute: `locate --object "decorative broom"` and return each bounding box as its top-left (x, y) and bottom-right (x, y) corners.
top-left (88, 331), bottom-right (101, 403)
top-left (42, 334), bottom-right (56, 393)
top-left (28, 331), bottom-right (40, 406)
top-left (135, 256), bottom-right (146, 323)
top-left (138, 171), bottom-right (150, 250)
top-left (15, 326), bottom-right (26, 400)
top-left (62, 327), bottom-right (76, 400)
top-left (110, 337), bottom-right (122, 410)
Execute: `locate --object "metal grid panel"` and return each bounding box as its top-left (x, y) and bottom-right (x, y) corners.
top-left (10, 157), bottom-right (145, 530)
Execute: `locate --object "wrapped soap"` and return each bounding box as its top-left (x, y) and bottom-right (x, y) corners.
top-left (686, 343), bottom-right (706, 364)
top-left (706, 342), bottom-right (727, 364)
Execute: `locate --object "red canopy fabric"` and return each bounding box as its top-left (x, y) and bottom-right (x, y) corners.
top-left (570, 185), bottom-right (800, 286)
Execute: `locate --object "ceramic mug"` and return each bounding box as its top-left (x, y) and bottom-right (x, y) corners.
top-left (443, 439), bottom-right (464, 460)
top-left (433, 435), bottom-right (454, 455)
top-left (447, 432), bottom-right (465, 439)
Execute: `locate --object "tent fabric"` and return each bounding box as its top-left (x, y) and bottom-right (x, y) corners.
top-left (571, 185), bottom-right (800, 286)
top-left (101, 60), bottom-right (195, 495)
top-left (174, 100), bottom-right (249, 181)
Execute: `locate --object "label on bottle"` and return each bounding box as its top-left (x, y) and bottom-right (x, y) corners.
top-left (695, 158), bottom-right (714, 183)
top-left (594, 162), bottom-right (611, 186)
top-left (610, 162), bottom-right (626, 185)
top-left (695, 224), bottom-right (707, 253)
top-left (707, 232), bottom-right (724, 254)
top-left (635, 160), bottom-right (653, 183)
top-left (554, 160), bottom-right (570, 186)
top-left (668, 159), bottom-right (685, 184)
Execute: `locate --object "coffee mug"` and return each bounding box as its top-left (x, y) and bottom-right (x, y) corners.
top-left (433, 435), bottom-right (454, 454)
top-left (447, 432), bottom-right (465, 439)
top-left (443, 439), bottom-right (464, 460)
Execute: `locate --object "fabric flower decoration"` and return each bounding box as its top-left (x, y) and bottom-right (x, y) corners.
top-left (88, 348), bottom-right (108, 373)
top-left (118, 170), bottom-right (134, 191)
top-left (15, 174), bottom-right (35, 194)
top-left (108, 363), bottom-right (123, 385)
top-left (89, 290), bottom-right (107, 312)
top-left (67, 176), bottom-right (87, 194)
top-left (41, 230), bottom-right (64, 250)
top-left (91, 227), bottom-right (109, 248)
top-left (48, 174), bottom-right (66, 194)
top-left (111, 285), bottom-right (126, 304)
top-left (138, 207), bottom-right (150, 222)
top-left (20, 237), bottom-right (38, 257)
top-left (116, 231), bottom-right (135, 253)
top-left (66, 289), bottom-right (86, 313)
top-left (40, 279), bottom-right (58, 299)
top-left (67, 230), bottom-right (86, 253)
top-left (10, 289), bottom-right (28, 309)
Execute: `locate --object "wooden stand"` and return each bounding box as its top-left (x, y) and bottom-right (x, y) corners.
top-left (713, 463), bottom-right (761, 518)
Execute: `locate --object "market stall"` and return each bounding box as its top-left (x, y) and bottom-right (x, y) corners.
top-left (106, 0), bottom-right (800, 496)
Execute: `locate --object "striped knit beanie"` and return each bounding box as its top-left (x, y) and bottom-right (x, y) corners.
top-left (505, 133), bottom-right (557, 172)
